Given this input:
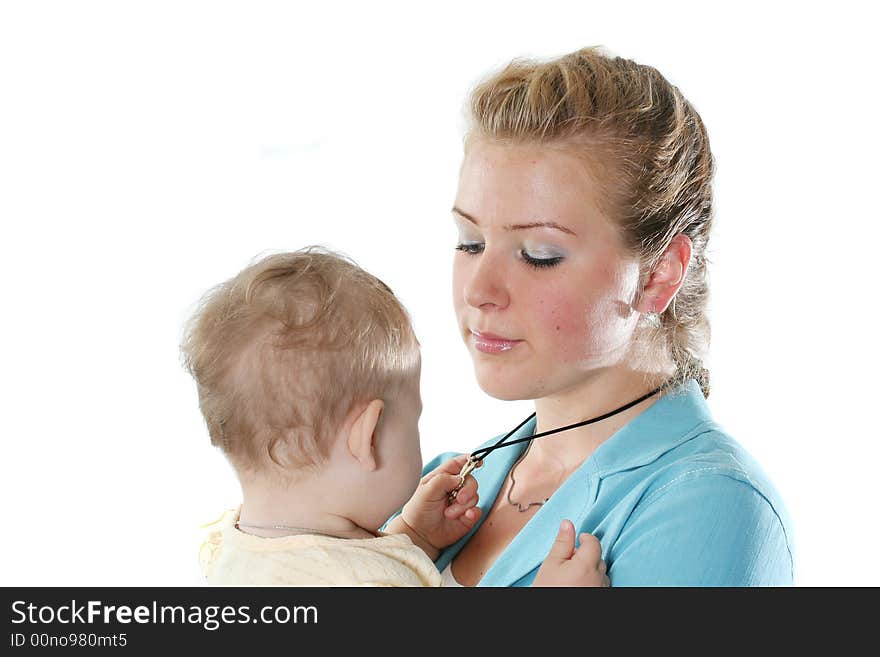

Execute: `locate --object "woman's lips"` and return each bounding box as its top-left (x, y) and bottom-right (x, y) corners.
top-left (470, 330), bottom-right (523, 354)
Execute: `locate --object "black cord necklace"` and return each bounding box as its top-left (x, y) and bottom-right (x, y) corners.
top-left (447, 380), bottom-right (671, 504)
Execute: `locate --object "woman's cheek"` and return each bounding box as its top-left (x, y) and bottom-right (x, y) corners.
top-left (536, 294), bottom-right (590, 356)
top-left (538, 292), bottom-right (623, 365)
top-left (451, 263), bottom-right (467, 321)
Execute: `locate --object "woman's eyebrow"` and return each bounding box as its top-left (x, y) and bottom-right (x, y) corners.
top-left (452, 207), bottom-right (577, 236)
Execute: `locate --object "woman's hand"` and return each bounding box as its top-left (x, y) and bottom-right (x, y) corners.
top-left (399, 454), bottom-right (482, 553)
top-left (532, 520), bottom-right (610, 587)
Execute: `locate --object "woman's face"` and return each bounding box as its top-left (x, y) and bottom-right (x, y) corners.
top-left (452, 139), bottom-right (643, 401)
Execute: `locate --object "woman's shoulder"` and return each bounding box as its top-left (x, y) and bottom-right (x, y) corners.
top-left (650, 425), bottom-right (781, 496)
top-left (608, 430), bottom-right (796, 584)
top-left (640, 425), bottom-right (794, 545)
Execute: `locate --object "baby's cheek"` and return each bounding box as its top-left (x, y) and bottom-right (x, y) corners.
top-left (411, 452), bottom-right (424, 493)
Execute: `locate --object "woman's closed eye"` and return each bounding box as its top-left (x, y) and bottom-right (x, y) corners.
top-left (455, 241), bottom-right (484, 255)
top-left (521, 249), bottom-right (564, 269)
top-left (455, 242), bottom-right (565, 269)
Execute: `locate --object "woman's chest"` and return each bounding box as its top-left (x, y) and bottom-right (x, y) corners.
top-left (450, 499), bottom-right (539, 587)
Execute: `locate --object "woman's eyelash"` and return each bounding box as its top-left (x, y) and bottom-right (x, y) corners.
top-left (521, 251), bottom-right (564, 269)
top-left (455, 243), bottom-right (564, 269)
top-left (455, 243), bottom-right (484, 255)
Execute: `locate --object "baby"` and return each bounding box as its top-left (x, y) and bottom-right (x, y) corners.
top-left (182, 247), bottom-right (607, 586)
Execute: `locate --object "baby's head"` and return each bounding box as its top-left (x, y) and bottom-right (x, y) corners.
top-left (181, 247), bottom-right (423, 527)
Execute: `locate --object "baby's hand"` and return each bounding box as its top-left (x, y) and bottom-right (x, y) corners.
top-left (532, 520), bottom-right (609, 587)
top-left (400, 454), bottom-right (482, 551)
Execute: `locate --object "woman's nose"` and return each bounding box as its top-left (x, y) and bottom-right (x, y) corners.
top-left (463, 250), bottom-right (509, 310)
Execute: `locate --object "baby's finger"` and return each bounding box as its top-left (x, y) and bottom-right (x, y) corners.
top-left (424, 471), bottom-right (468, 500)
top-left (452, 474), bottom-right (479, 504)
top-left (447, 503), bottom-right (482, 524)
top-left (459, 506), bottom-right (482, 529)
top-left (427, 470), bottom-right (480, 505)
top-left (418, 454), bottom-right (470, 486)
top-left (444, 499), bottom-right (475, 518)
top-left (449, 488), bottom-right (473, 506)
top-left (436, 454), bottom-right (472, 475)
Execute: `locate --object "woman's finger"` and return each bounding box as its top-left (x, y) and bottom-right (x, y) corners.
top-left (573, 532), bottom-right (602, 565)
top-left (544, 520), bottom-right (576, 563)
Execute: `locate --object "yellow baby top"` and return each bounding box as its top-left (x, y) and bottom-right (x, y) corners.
top-left (199, 509), bottom-right (442, 587)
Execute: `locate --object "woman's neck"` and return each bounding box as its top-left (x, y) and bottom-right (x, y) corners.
top-left (529, 365), bottom-right (674, 473)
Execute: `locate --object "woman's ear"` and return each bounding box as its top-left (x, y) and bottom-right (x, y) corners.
top-left (635, 234), bottom-right (692, 314)
top-left (345, 399), bottom-right (384, 472)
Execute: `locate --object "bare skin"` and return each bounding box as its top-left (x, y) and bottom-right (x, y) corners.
top-left (451, 393), bottom-right (660, 586)
top-left (452, 476), bottom-right (550, 586)
top-left (449, 140), bottom-right (690, 585)
top-left (397, 454), bottom-right (609, 587)
top-left (450, 386), bottom-right (667, 585)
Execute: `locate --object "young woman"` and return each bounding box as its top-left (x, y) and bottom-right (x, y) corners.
top-left (409, 46), bottom-right (794, 586)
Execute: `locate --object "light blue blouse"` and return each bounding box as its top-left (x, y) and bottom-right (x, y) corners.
top-left (392, 379), bottom-right (795, 587)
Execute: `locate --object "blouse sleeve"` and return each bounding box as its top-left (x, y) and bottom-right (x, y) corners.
top-left (607, 472), bottom-right (794, 586)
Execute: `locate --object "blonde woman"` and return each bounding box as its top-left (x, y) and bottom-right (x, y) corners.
top-left (394, 47), bottom-right (794, 587)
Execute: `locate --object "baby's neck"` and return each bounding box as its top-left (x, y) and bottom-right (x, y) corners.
top-left (237, 481), bottom-right (376, 540)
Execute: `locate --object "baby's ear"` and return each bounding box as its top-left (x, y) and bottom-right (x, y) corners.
top-left (345, 399), bottom-right (384, 472)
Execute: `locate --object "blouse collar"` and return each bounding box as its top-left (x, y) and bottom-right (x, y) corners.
top-left (434, 379), bottom-right (716, 585)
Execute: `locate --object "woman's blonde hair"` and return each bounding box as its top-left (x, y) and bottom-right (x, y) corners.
top-left (467, 46), bottom-right (714, 397)
top-left (180, 247), bottom-right (420, 476)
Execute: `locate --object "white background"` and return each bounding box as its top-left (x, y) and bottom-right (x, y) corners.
top-left (1, 1), bottom-right (876, 586)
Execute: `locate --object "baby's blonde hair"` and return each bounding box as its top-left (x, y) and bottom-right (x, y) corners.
top-left (180, 247), bottom-right (420, 476)
top-left (467, 46), bottom-right (714, 397)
